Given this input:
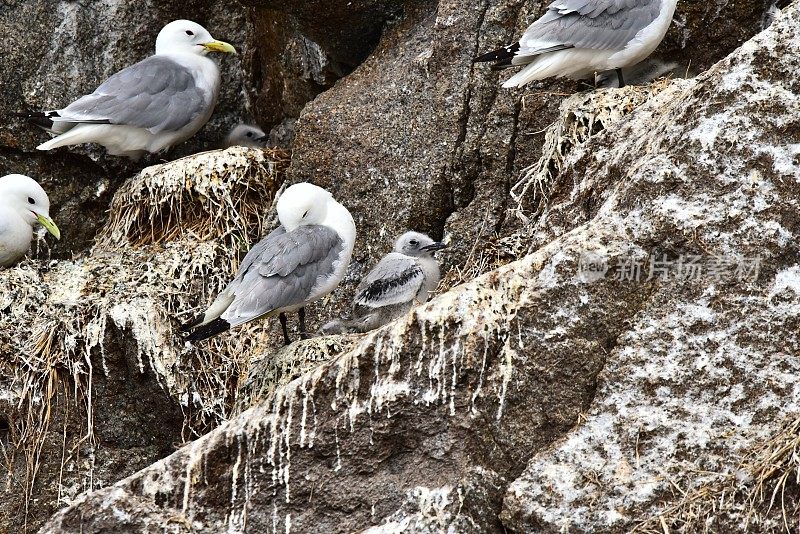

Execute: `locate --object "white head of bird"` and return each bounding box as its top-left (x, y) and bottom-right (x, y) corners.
top-left (226, 124), bottom-right (268, 148)
top-left (277, 183), bottom-right (335, 232)
top-left (155, 20), bottom-right (237, 57)
top-left (394, 231), bottom-right (447, 257)
top-left (0, 174), bottom-right (60, 240)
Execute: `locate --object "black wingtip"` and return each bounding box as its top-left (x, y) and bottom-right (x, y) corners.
top-left (473, 42), bottom-right (520, 64)
top-left (185, 318), bottom-right (231, 342)
top-left (179, 314), bottom-right (205, 333)
top-left (12, 110), bottom-right (59, 130)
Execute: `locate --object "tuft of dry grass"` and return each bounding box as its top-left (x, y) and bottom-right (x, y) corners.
top-left (511, 82), bottom-right (672, 224)
top-left (98, 146), bottom-right (289, 248)
top-left (633, 416), bottom-right (800, 533)
top-left (234, 335), bottom-right (359, 414)
top-left (438, 233), bottom-right (514, 293)
top-left (744, 417), bottom-right (800, 531)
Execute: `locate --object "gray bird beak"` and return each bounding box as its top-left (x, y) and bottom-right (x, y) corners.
top-left (421, 242), bottom-right (447, 252)
top-left (255, 135), bottom-right (268, 143)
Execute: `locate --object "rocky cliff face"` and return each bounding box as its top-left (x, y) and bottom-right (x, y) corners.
top-left (0, 0), bottom-right (797, 533)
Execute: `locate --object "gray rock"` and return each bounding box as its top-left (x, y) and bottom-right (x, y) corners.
top-left (33, 5), bottom-right (800, 532)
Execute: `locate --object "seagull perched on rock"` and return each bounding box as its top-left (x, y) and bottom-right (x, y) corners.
top-left (181, 183), bottom-right (356, 343)
top-left (0, 174), bottom-right (60, 267)
top-left (322, 232), bottom-right (446, 334)
top-left (20, 20), bottom-right (236, 159)
top-left (474, 0), bottom-right (678, 88)
top-left (224, 124), bottom-right (268, 148)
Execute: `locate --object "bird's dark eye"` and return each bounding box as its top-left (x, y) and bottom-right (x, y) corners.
top-left (409, 240), bottom-right (419, 246)
top-left (27, 197), bottom-right (35, 205)
top-left (302, 210), bottom-right (309, 218)
top-left (246, 132), bottom-right (253, 137)
top-left (185, 30), bottom-right (194, 36)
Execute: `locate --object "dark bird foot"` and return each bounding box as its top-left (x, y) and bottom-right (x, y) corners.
top-left (279, 313), bottom-right (291, 346)
top-left (298, 307), bottom-right (310, 341)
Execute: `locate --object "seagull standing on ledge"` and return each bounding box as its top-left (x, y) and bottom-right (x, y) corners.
top-left (474, 0), bottom-right (679, 88)
top-left (322, 232), bottom-right (446, 334)
top-left (22, 20), bottom-right (236, 160)
top-left (0, 174), bottom-right (61, 268)
top-left (181, 183), bottom-right (356, 343)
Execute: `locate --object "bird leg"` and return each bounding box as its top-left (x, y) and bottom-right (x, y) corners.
top-left (279, 312), bottom-right (291, 345)
top-left (298, 307), bottom-right (310, 340)
top-left (616, 68), bottom-right (625, 88)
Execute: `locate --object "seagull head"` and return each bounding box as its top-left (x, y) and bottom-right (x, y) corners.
top-left (0, 174), bottom-right (60, 240)
top-left (394, 231), bottom-right (447, 258)
top-left (225, 124), bottom-right (268, 148)
top-left (155, 20), bottom-right (237, 57)
top-left (277, 183), bottom-right (334, 232)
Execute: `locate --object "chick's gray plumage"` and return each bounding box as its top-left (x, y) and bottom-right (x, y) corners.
top-left (323, 231), bottom-right (445, 334)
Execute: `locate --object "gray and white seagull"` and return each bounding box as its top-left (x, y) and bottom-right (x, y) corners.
top-left (21, 20), bottom-right (236, 159)
top-left (0, 174), bottom-right (61, 268)
top-left (474, 0), bottom-right (679, 88)
top-left (323, 231), bottom-right (446, 334)
top-left (181, 182), bottom-right (356, 343)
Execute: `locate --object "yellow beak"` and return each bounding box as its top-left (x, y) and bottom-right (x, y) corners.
top-left (36, 213), bottom-right (61, 240)
top-left (203, 40), bottom-right (237, 54)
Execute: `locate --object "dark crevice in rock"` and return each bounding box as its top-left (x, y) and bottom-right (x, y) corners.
top-left (498, 97), bottom-right (523, 235)
top-left (244, 1), bottom-right (407, 69)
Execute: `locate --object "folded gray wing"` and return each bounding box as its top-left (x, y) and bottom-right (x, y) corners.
top-left (353, 253), bottom-right (424, 309)
top-left (520, 0), bottom-right (661, 54)
top-left (221, 225), bottom-right (344, 327)
top-left (55, 56), bottom-right (207, 134)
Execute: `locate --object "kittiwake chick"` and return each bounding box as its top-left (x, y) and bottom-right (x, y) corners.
top-left (224, 124), bottom-right (268, 148)
top-left (322, 231), bottom-right (446, 334)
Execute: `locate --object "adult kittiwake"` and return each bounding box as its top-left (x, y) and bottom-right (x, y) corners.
top-left (0, 174), bottom-right (60, 267)
top-left (474, 0), bottom-right (678, 88)
top-left (322, 231), bottom-right (446, 334)
top-left (22, 20), bottom-right (236, 159)
top-left (224, 124), bottom-right (268, 148)
top-left (181, 183), bottom-right (356, 343)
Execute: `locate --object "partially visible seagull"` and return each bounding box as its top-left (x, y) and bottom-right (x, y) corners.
top-left (474, 0), bottom-right (679, 88)
top-left (21, 20), bottom-right (236, 160)
top-left (0, 174), bottom-right (61, 267)
top-left (224, 124), bottom-right (268, 148)
top-left (181, 183), bottom-right (356, 343)
top-left (322, 231), bottom-right (446, 334)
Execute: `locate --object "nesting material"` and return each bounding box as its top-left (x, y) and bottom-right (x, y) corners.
top-left (513, 83), bottom-right (672, 221)
top-left (235, 335), bottom-right (359, 413)
top-left (98, 146), bottom-right (289, 247)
